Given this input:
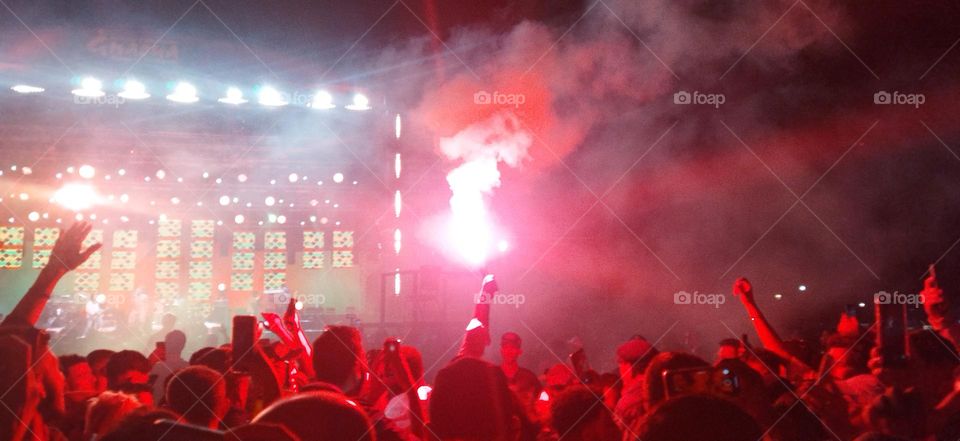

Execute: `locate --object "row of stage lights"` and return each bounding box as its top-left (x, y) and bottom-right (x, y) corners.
top-left (10, 77), bottom-right (372, 110)
top-left (6, 211), bottom-right (341, 227)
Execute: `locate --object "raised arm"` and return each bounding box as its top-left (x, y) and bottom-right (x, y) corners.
top-left (733, 277), bottom-right (794, 362)
top-left (457, 274), bottom-right (496, 359)
top-left (2, 222), bottom-right (101, 327)
top-left (921, 268), bottom-right (960, 350)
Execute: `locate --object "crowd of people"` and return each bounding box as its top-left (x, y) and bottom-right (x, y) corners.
top-left (3, 222), bottom-right (960, 441)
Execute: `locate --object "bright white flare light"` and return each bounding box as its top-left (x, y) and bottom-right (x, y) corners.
top-left (497, 240), bottom-right (509, 253)
top-left (27, 212), bottom-right (40, 222)
top-left (118, 80), bottom-right (150, 100)
top-left (345, 93), bottom-right (371, 111)
top-left (294, 300), bottom-right (304, 311)
top-left (333, 172), bottom-right (344, 183)
top-left (288, 173), bottom-right (299, 183)
top-left (417, 385), bottom-right (432, 401)
top-left (166, 82), bottom-right (199, 103)
top-left (218, 87), bottom-right (247, 105)
top-left (394, 190), bottom-right (402, 218)
top-left (395, 114), bottom-right (402, 139)
top-left (258, 86), bottom-right (287, 107)
top-left (265, 196), bottom-right (276, 206)
top-left (219, 195), bottom-right (231, 206)
top-left (311, 90), bottom-right (335, 109)
top-left (78, 165), bottom-right (96, 179)
top-left (234, 214), bottom-right (244, 224)
top-left (54, 183), bottom-right (99, 211)
top-left (11, 85), bottom-right (44, 94)
top-left (72, 77), bottom-right (105, 97)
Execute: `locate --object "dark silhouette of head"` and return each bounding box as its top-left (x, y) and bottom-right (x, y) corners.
top-left (164, 365), bottom-right (228, 429)
top-left (429, 356), bottom-right (516, 441)
top-left (634, 394), bottom-right (762, 441)
top-left (253, 391), bottom-right (375, 441)
top-left (312, 326), bottom-right (365, 396)
top-left (105, 350), bottom-right (150, 390)
top-left (551, 386), bottom-right (620, 441)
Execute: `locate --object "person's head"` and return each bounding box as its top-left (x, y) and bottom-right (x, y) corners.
top-left (716, 338), bottom-right (743, 362)
top-left (617, 337), bottom-right (658, 387)
top-left (59, 354), bottom-right (96, 392)
top-left (823, 333), bottom-right (869, 381)
top-left (164, 330), bottom-right (187, 359)
top-left (191, 347), bottom-right (231, 374)
top-left (105, 350), bottom-right (150, 390)
top-left (312, 326), bottom-right (365, 396)
top-left (500, 332), bottom-right (523, 364)
top-left (84, 391), bottom-right (143, 440)
top-left (430, 357), bottom-right (516, 441)
top-left (87, 349), bottom-right (115, 393)
top-left (544, 363), bottom-right (576, 398)
top-left (160, 313), bottom-right (177, 330)
top-left (634, 394), bottom-right (762, 441)
top-left (165, 365), bottom-right (228, 429)
top-left (643, 352), bottom-right (710, 410)
top-left (253, 391), bottom-right (375, 441)
top-left (550, 386), bottom-right (620, 441)
top-left (373, 344), bottom-right (424, 394)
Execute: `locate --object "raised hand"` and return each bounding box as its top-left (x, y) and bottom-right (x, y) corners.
top-left (47, 222), bottom-right (101, 272)
top-left (733, 277), bottom-right (754, 303)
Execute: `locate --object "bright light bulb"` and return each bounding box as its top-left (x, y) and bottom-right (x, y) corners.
top-left (118, 80), bottom-right (150, 99)
top-left (166, 82), bottom-right (198, 103)
top-left (78, 165), bottom-right (95, 179)
top-left (11, 84), bottom-right (44, 94)
top-left (333, 172), bottom-right (344, 183)
top-left (311, 90), bottom-right (335, 109)
top-left (265, 196), bottom-right (275, 206)
top-left (234, 214), bottom-right (244, 224)
top-left (218, 87), bottom-right (247, 105)
top-left (72, 77), bottom-right (104, 97)
top-left (346, 93), bottom-right (371, 111)
top-left (258, 86), bottom-right (287, 107)
top-left (219, 195), bottom-right (231, 206)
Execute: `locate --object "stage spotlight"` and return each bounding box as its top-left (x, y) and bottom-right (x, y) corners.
top-left (346, 93), bottom-right (371, 111)
top-left (310, 90), bottom-right (335, 109)
top-left (258, 86), bottom-right (287, 107)
top-left (858, 302), bottom-right (866, 308)
top-left (166, 82), bottom-right (199, 103)
top-left (54, 184), bottom-right (99, 211)
top-left (170, 197), bottom-right (180, 205)
top-left (268, 214), bottom-right (277, 223)
top-left (288, 173), bottom-right (298, 183)
top-left (234, 214), bottom-right (244, 224)
top-left (217, 283), bottom-right (226, 292)
top-left (395, 114), bottom-right (401, 139)
top-left (202, 171), bottom-right (210, 179)
top-left (118, 79), bottom-right (150, 100)
top-left (320, 217), bottom-right (328, 224)
top-left (27, 212), bottom-right (39, 222)
top-left (156, 169), bottom-right (166, 179)
top-left (333, 172), bottom-right (344, 183)
top-left (798, 285), bottom-right (807, 292)
top-left (118, 169), bottom-right (126, 176)
top-left (277, 215), bottom-right (287, 224)
top-left (72, 77), bottom-right (104, 97)
top-left (119, 193), bottom-right (129, 203)
top-left (78, 165), bottom-right (95, 179)
top-left (309, 215), bottom-right (317, 222)
top-left (11, 84), bottom-right (44, 94)
top-left (497, 240), bottom-right (509, 253)
top-left (218, 87), bottom-right (247, 105)
top-left (21, 167), bottom-right (32, 175)
top-left (18, 193), bottom-right (28, 201)
top-left (265, 196), bottom-right (276, 206)
top-left (237, 174), bottom-right (247, 182)
top-left (219, 195), bottom-right (231, 206)
top-left (295, 300), bottom-right (303, 311)
top-left (773, 293), bottom-right (783, 300)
